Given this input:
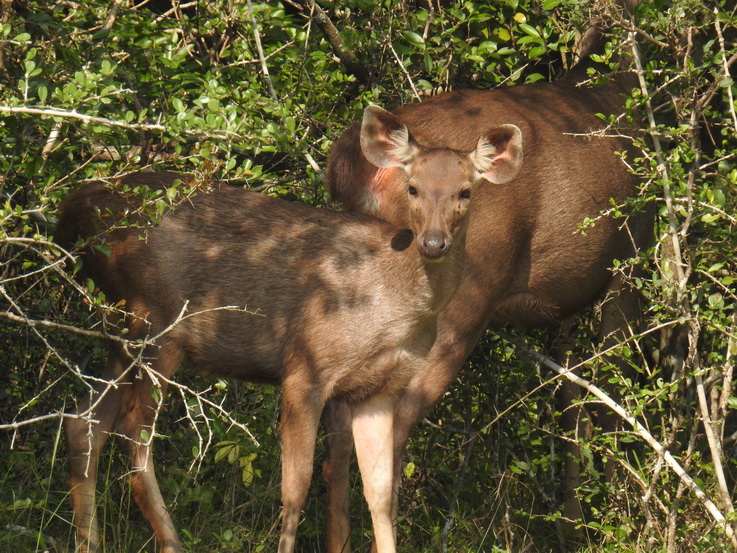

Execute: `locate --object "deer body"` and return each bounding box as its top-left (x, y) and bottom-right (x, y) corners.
top-left (58, 106), bottom-right (524, 553)
top-left (331, 82), bottom-right (641, 330)
top-left (322, 13), bottom-right (652, 553)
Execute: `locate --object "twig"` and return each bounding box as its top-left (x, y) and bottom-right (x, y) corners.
top-left (0, 105), bottom-right (238, 140)
top-left (0, 104), bottom-right (167, 131)
top-left (0, 0), bottom-right (12, 73)
top-left (480, 320), bottom-right (681, 433)
top-left (303, 1), bottom-right (372, 87)
top-left (102, 0), bottom-right (124, 31)
top-left (152, 1), bottom-right (198, 24)
top-left (245, 0), bottom-right (278, 100)
top-left (388, 33), bottom-right (421, 101)
top-left (713, 8), bottom-right (737, 133)
top-left (628, 33), bottom-right (688, 291)
top-left (691, 319), bottom-right (735, 519)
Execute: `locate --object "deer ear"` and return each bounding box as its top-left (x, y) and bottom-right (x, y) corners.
top-left (472, 124), bottom-right (523, 184)
top-left (360, 105), bottom-right (418, 169)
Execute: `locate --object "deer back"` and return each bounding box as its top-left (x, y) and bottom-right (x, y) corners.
top-left (327, 81), bottom-right (648, 330)
top-left (57, 173), bottom-right (439, 397)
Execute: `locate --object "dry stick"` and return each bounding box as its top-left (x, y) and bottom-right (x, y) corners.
top-left (388, 36), bottom-right (421, 101)
top-left (0, 290), bottom-right (259, 449)
top-left (522, 345), bottom-right (737, 549)
top-left (691, 324), bottom-right (735, 519)
top-left (102, 0), bottom-right (124, 31)
top-left (305, 1), bottom-right (372, 87)
top-left (680, 29), bottom-right (735, 523)
top-left (0, 105), bottom-right (167, 132)
top-left (714, 9), bottom-right (737, 133)
top-left (0, 105), bottom-right (238, 140)
top-left (628, 34), bottom-right (688, 291)
top-left (152, 1), bottom-right (198, 24)
top-left (245, 0), bottom-right (277, 101)
top-left (0, 0), bottom-right (12, 72)
top-left (481, 320), bottom-right (681, 434)
top-left (667, 416), bottom-right (700, 552)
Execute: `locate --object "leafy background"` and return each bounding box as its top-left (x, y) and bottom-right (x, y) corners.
top-left (1, 1), bottom-right (735, 552)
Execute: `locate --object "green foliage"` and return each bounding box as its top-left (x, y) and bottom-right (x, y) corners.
top-left (1, 1), bottom-right (736, 552)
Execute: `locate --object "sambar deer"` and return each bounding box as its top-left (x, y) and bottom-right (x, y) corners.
top-left (321, 2), bottom-right (651, 551)
top-left (56, 105), bottom-right (523, 553)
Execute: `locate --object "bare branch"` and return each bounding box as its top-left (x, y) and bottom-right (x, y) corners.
top-left (0, 105), bottom-right (239, 140)
top-left (246, 0), bottom-right (278, 101)
top-left (302, 1), bottom-right (372, 87)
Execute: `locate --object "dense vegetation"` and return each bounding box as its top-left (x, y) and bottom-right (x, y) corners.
top-left (1, 0), bottom-right (735, 551)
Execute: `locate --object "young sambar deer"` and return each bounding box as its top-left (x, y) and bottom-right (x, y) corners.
top-left (56, 105), bottom-right (523, 553)
top-left (321, 3), bottom-right (652, 551)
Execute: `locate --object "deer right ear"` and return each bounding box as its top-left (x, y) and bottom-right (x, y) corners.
top-left (360, 105), bottom-right (418, 169)
top-left (472, 124), bottom-right (524, 184)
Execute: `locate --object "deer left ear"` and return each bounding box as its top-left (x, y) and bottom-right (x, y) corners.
top-left (471, 124), bottom-right (523, 184)
top-left (360, 105), bottom-right (419, 169)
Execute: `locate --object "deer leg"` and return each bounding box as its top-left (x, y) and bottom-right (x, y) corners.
top-left (552, 319), bottom-right (588, 536)
top-left (66, 345), bottom-right (128, 553)
top-left (323, 398), bottom-right (354, 553)
top-left (351, 394), bottom-right (398, 553)
top-left (116, 343), bottom-right (183, 553)
top-left (388, 341), bottom-right (475, 511)
top-left (597, 272), bottom-right (642, 481)
top-left (555, 271), bottom-right (642, 535)
top-left (278, 379), bottom-right (323, 553)
top-left (323, 334), bottom-right (482, 553)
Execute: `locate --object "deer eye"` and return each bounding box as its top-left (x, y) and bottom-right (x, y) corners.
top-left (408, 185), bottom-right (418, 196)
top-left (460, 188), bottom-right (472, 199)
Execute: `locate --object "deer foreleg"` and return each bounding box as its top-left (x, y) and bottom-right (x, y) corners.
top-left (278, 379), bottom-right (323, 553)
top-left (351, 394), bottom-right (397, 553)
top-left (66, 349), bottom-right (127, 553)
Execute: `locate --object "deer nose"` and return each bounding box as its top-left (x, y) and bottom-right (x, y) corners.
top-left (420, 230), bottom-right (448, 260)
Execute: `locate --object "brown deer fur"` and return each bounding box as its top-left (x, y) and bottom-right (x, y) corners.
top-left (321, 5), bottom-right (651, 552)
top-left (57, 106), bottom-right (524, 553)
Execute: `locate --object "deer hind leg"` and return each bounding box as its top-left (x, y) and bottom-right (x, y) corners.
top-left (553, 318), bottom-right (589, 537)
top-left (66, 344), bottom-right (130, 553)
top-left (322, 398), bottom-right (354, 553)
top-left (278, 377), bottom-right (324, 553)
top-left (351, 394), bottom-right (398, 553)
top-left (555, 272), bottom-right (643, 536)
top-left (114, 341), bottom-right (183, 553)
top-left (596, 271), bottom-right (642, 481)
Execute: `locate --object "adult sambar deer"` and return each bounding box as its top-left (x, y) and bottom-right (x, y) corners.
top-left (322, 3), bottom-right (651, 551)
top-left (56, 105), bottom-right (523, 553)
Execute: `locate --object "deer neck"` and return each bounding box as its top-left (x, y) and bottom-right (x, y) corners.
top-left (421, 227), bottom-right (468, 315)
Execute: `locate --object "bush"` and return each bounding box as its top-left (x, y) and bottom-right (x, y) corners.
top-left (1, 1), bottom-right (735, 551)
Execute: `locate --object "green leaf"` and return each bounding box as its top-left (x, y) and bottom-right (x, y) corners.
top-left (541, 0), bottom-right (560, 9)
top-left (401, 30), bottom-right (425, 47)
top-left (493, 28), bottom-right (511, 42)
top-left (518, 24), bottom-right (540, 37)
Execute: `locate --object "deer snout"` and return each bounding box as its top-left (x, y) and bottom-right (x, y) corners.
top-left (419, 230), bottom-right (449, 261)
